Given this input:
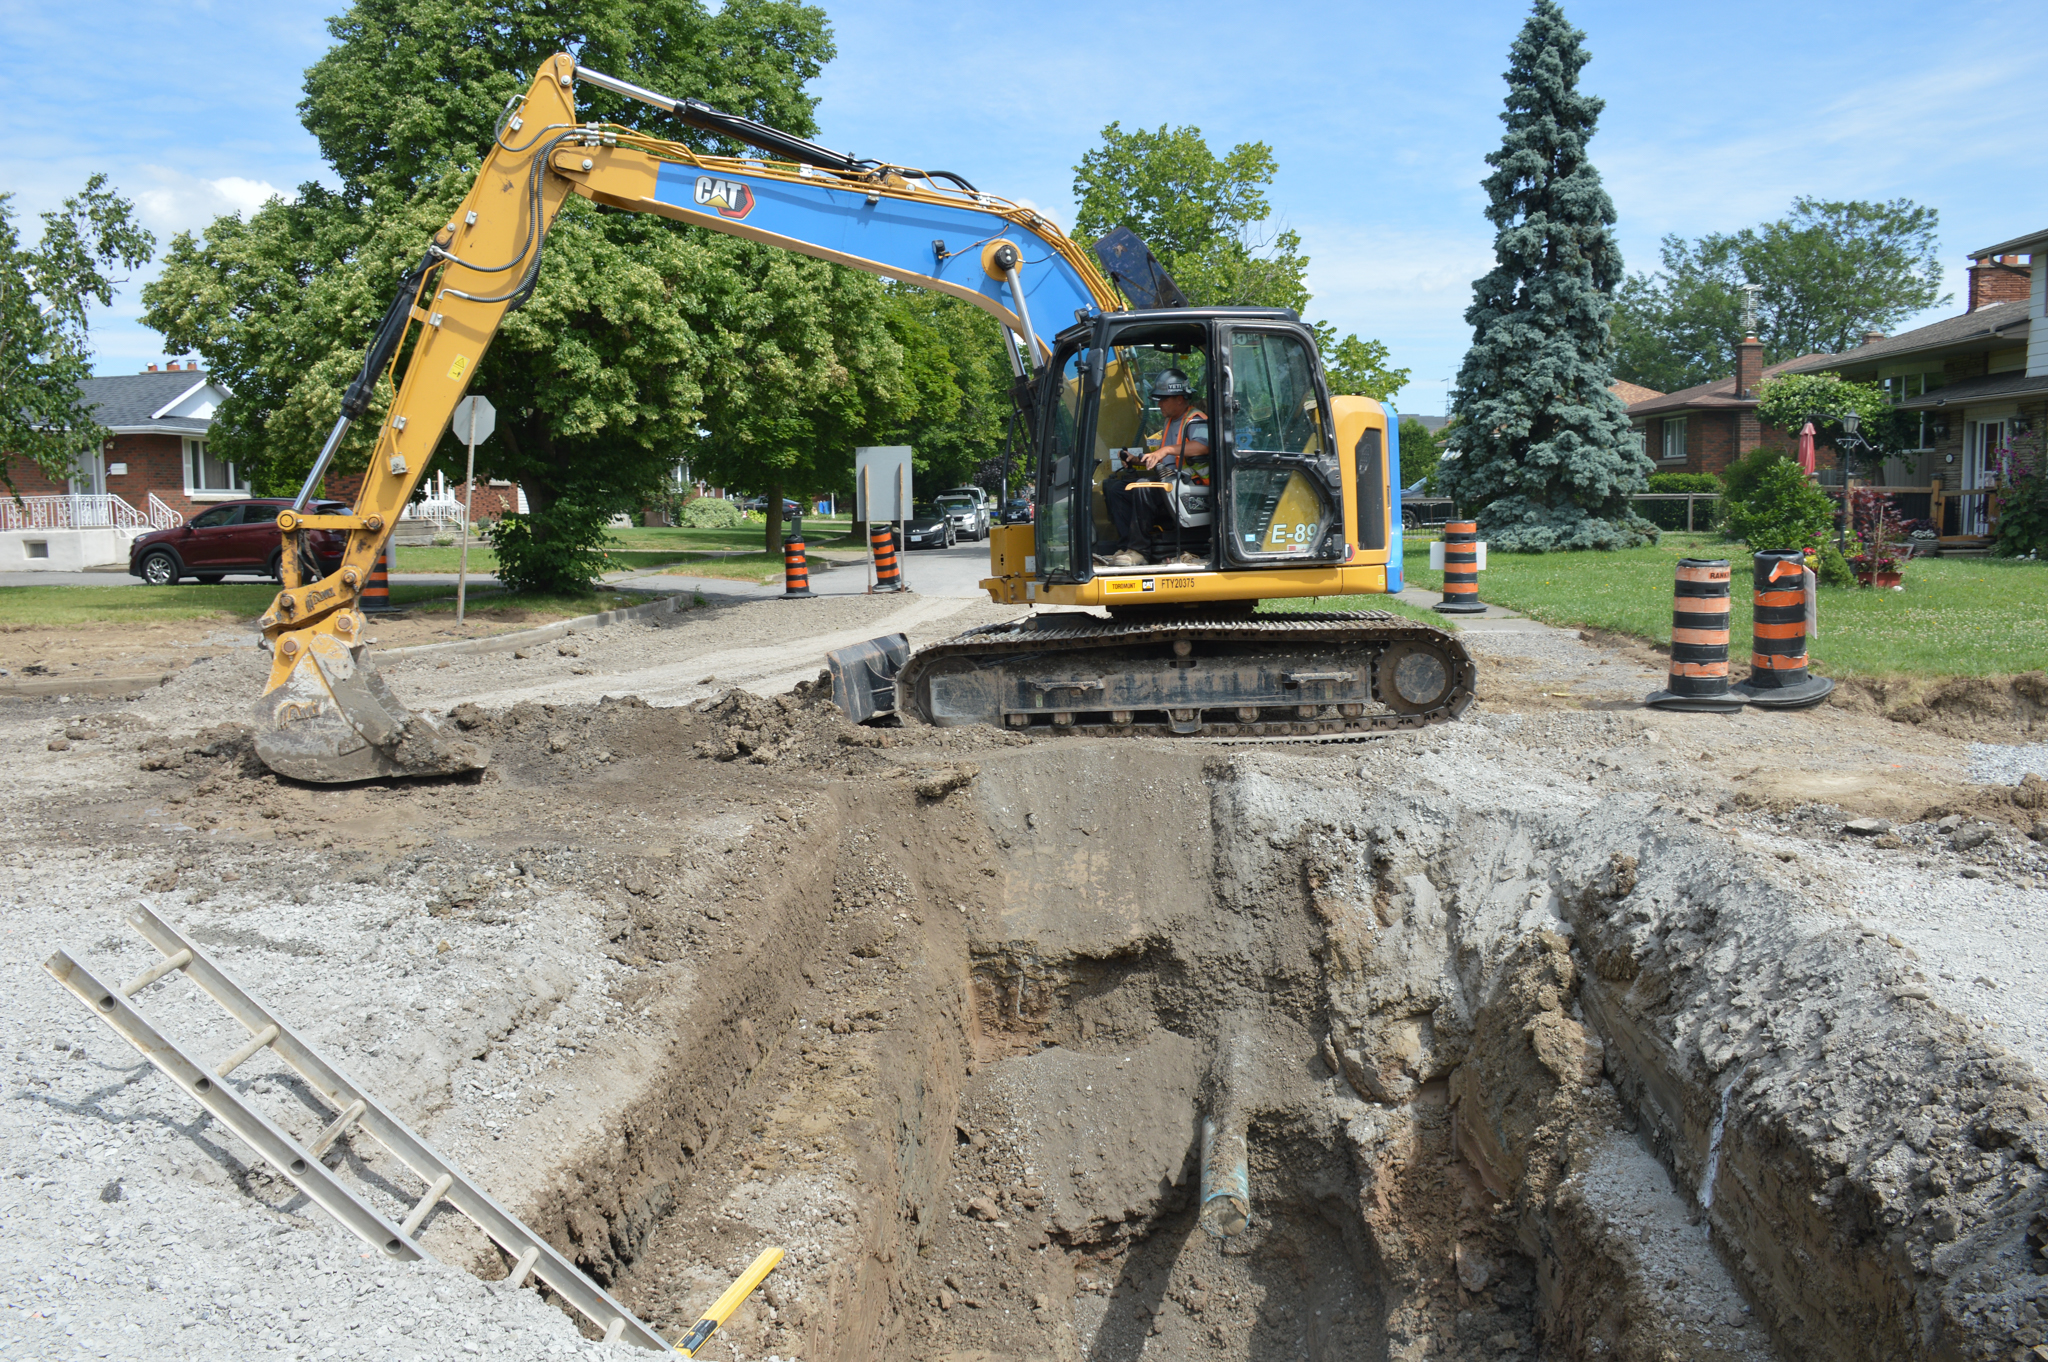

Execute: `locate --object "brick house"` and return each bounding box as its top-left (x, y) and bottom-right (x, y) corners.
top-left (1622, 342), bottom-right (1840, 479)
top-left (2, 364), bottom-right (247, 568)
top-left (3, 364), bottom-right (240, 519)
top-left (1781, 228), bottom-right (2045, 540)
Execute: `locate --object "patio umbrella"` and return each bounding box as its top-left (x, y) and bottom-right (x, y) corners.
top-left (1796, 421), bottom-right (1817, 475)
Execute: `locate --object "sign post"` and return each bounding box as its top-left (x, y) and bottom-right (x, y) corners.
top-left (451, 396), bottom-right (496, 624)
top-left (854, 446), bottom-right (912, 594)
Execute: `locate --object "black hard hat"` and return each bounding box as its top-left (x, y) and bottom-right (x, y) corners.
top-left (1151, 370), bottom-right (1193, 400)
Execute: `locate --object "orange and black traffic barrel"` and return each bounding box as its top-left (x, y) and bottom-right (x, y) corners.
top-left (1733, 549), bottom-right (1834, 709)
top-left (781, 522), bottom-right (815, 599)
top-left (869, 524), bottom-right (904, 593)
top-left (360, 543), bottom-right (395, 613)
top-left (1432, 521), bottom-right (1487, 615)
top-left (1645, 558), bottom-right (1743, 712)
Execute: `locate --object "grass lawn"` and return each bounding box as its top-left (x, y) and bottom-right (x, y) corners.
top-left (1396, 531), bottom-right (2048, 679)
top-left (0, 582), bottom-right (452, 627)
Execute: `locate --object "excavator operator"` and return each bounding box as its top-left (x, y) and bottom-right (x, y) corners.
top-left (1102, 369), bottom-right (1210, 566)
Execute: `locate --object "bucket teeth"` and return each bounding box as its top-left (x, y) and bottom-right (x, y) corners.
top-left (253, 634), bottom-right (486, 783)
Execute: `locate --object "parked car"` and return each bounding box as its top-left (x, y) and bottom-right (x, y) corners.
top-left (741, 495), bottom-right (802, 519)
top-left (901, 504), bottom-right (957, 550)
top-left (999, 497), bottom-right (1033, 525)
top-left (935, 488), bottom-right (990, 540)
top-left (129, 498), bottom-right (352, 585)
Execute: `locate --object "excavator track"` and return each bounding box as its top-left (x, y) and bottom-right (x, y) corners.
top-left (897, 611), bottom-right (1476, 739)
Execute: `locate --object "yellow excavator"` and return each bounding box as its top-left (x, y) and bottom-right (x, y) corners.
top-left (251, 53), bottom-right (1474, 782)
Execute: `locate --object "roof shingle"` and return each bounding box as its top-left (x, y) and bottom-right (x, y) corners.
top-left (79, 371), bottom-right (219, 433)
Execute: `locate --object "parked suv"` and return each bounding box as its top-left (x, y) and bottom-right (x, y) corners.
top-left (129, 498), bottom-right (352, 585)
top-left (936, 487), bottom-right (991, 541)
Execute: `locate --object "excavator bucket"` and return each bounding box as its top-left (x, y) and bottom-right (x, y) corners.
top-left (253, 633), bottom-right (486, 783)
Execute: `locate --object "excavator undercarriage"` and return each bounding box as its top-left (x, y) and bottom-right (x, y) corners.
top-left (895, 612), bottom-right (1475, 738)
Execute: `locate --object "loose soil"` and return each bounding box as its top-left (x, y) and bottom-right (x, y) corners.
top-left (4, 593), bottom-right (2046, 1361)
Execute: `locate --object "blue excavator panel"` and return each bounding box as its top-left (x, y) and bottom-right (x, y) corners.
top-left (651, 161), bottom-right (1099, 354)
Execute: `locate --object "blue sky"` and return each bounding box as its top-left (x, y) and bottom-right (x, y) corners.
top-left (6, 0), bottom-right (2044, 414)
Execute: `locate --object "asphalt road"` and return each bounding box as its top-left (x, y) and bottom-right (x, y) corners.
top-left (3, 538), bottom-right (1003, 599)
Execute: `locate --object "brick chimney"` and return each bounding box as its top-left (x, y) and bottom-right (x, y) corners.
top-left (1861, 330), bottom-right (1885, 348)
top-left (1968, 254), bottom-right (2031, 312)
top-left (145, 364), bottom-right (158, 372)
top-left (1734, 335), bottom-right (1763, 400)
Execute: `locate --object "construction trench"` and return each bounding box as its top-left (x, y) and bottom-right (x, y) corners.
top-left (5, 594), bottom-right (2048, 1360)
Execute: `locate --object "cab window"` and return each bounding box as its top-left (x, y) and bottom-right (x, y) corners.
top-left (1226, 330), bottom-right (1340, 562)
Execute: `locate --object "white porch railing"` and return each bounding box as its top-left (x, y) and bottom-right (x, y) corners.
top-left (1, 493), bottom-right (155, 532)
top-left (408, 496), bottom-right (468, 527)
top-left (145, 493), bottom-right (185, 530)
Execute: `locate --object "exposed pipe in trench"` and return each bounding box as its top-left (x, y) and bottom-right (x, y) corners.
top-left (1199, 1026), bottom-right (1255, 1238)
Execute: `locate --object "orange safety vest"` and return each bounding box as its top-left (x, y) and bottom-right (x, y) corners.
top-left (1159, 407), bottom-right (1209, 477)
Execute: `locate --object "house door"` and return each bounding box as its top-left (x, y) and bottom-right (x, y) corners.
top-left (67, 449), bottom-right (109, 526)
top-left (1964, 420), bottom-right (2005, 536)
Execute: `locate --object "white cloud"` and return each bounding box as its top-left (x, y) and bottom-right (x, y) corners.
top-left (134, 169), bottom-right (293, 236)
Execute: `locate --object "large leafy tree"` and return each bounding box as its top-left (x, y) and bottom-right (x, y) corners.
top-left (1073, 123), bottom-right (1407, 401)
top-left (1441, 0), bottom-right (1652, 552)
top-left (1612, 198), bottom-right (1946, 392)
top-left (1, 178), bottom-right (153, 494)
top-left (143, 0), bottom-right (922, 574)
top-left (875, 289), bottom-right (1010, 492)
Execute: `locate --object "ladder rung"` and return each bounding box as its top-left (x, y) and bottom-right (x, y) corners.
top-left (508, 1245), bottom-right (540, 1287)
top-left (215, 1023), bottom-right (280, 1078)
top-left (401, 1172), bottom-right (454, 1238)
top-left (121, 948), bottom-right (192, 997)
top-left (309, 1098), bottom-right (367, 1156)
top-left (602, 1319), bottom-right (625, 1344)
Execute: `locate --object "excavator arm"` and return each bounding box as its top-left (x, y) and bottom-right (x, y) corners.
top-left (253, 52), bottom-right (1118, 782)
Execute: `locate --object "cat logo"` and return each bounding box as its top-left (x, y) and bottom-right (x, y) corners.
top-left (693, 175), bottom-right (755, 220)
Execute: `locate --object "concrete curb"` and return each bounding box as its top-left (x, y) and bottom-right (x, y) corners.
top-left (0, 672), bottom-right (175, 699)
top-left (379, 590), bottom-right (703, 661)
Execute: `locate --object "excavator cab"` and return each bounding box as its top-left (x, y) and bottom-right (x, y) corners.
top-left (1035, 309), bottom-right (1347, 584)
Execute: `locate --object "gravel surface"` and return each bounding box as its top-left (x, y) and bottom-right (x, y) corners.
top-left (5, 587), bottom-right (2045, 1360)
top-left (1967, 741), bottom-right (2048, 784)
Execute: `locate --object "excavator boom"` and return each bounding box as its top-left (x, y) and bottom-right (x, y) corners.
top-left (250, 53), bottom-right (1474, 782)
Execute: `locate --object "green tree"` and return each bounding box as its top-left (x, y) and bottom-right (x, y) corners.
top-left (1723, 459), bottom-right (1836, 551)
top-left (0, 177), bottom-right (153, 494)
top-left (1612, 198), bottom-right (1946, 392)
top-left (1074, 123), bottom-right (1406, 403)
top-left (1313, 326), bottom-right (1411, 402)
top-left (1441, 0), bottom-right (1652, 552)
top-left (686, 240), bottom-right (913, 553)
top-left (1397, 418), bottom-right (1445, 492)
top-left (1073, 122), bottom-right (1306, 311)
top-left (1754, 371), bottom-right (1895, 474)
top-left (876, 288), bottom-right (1010, 493)
top-left (142, 0), bottom-right (848, 580)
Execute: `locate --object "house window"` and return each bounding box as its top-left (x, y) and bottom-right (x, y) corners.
top-left (1882, 373), bottom-right (1943, 451)
top-left (1660, 417), bottom-right (1688, 462)
top-left (184, 438), bottom-right (249, 493)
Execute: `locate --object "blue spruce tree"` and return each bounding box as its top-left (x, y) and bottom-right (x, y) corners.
top-left (1441, 0), bottom-right (1653, 551)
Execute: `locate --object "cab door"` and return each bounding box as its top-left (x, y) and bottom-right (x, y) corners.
top-left (1034, 338), bottom-right (1101, 583)
top-left (1217, 326), bottom-right (1347, 568)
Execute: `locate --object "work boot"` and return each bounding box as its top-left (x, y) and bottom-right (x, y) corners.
top-left (1171, 552), bottom-right (1206, 566)
top-left (1108, 549), bottom-right (1147, 567)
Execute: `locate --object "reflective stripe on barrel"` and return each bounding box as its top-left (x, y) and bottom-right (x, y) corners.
top-left (871, 525), bottom-right (902, 590)
top-left (1747, 550), bottom-right (1810, 680)
top-left (1441, 521), bottom-right (1479, 598)
top-left (361, 544), bottom-right (393, 612)
top-left (782, 534), bottom-right (813, 597)
top-left (1665, 558), bottom-right (1732, 696)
